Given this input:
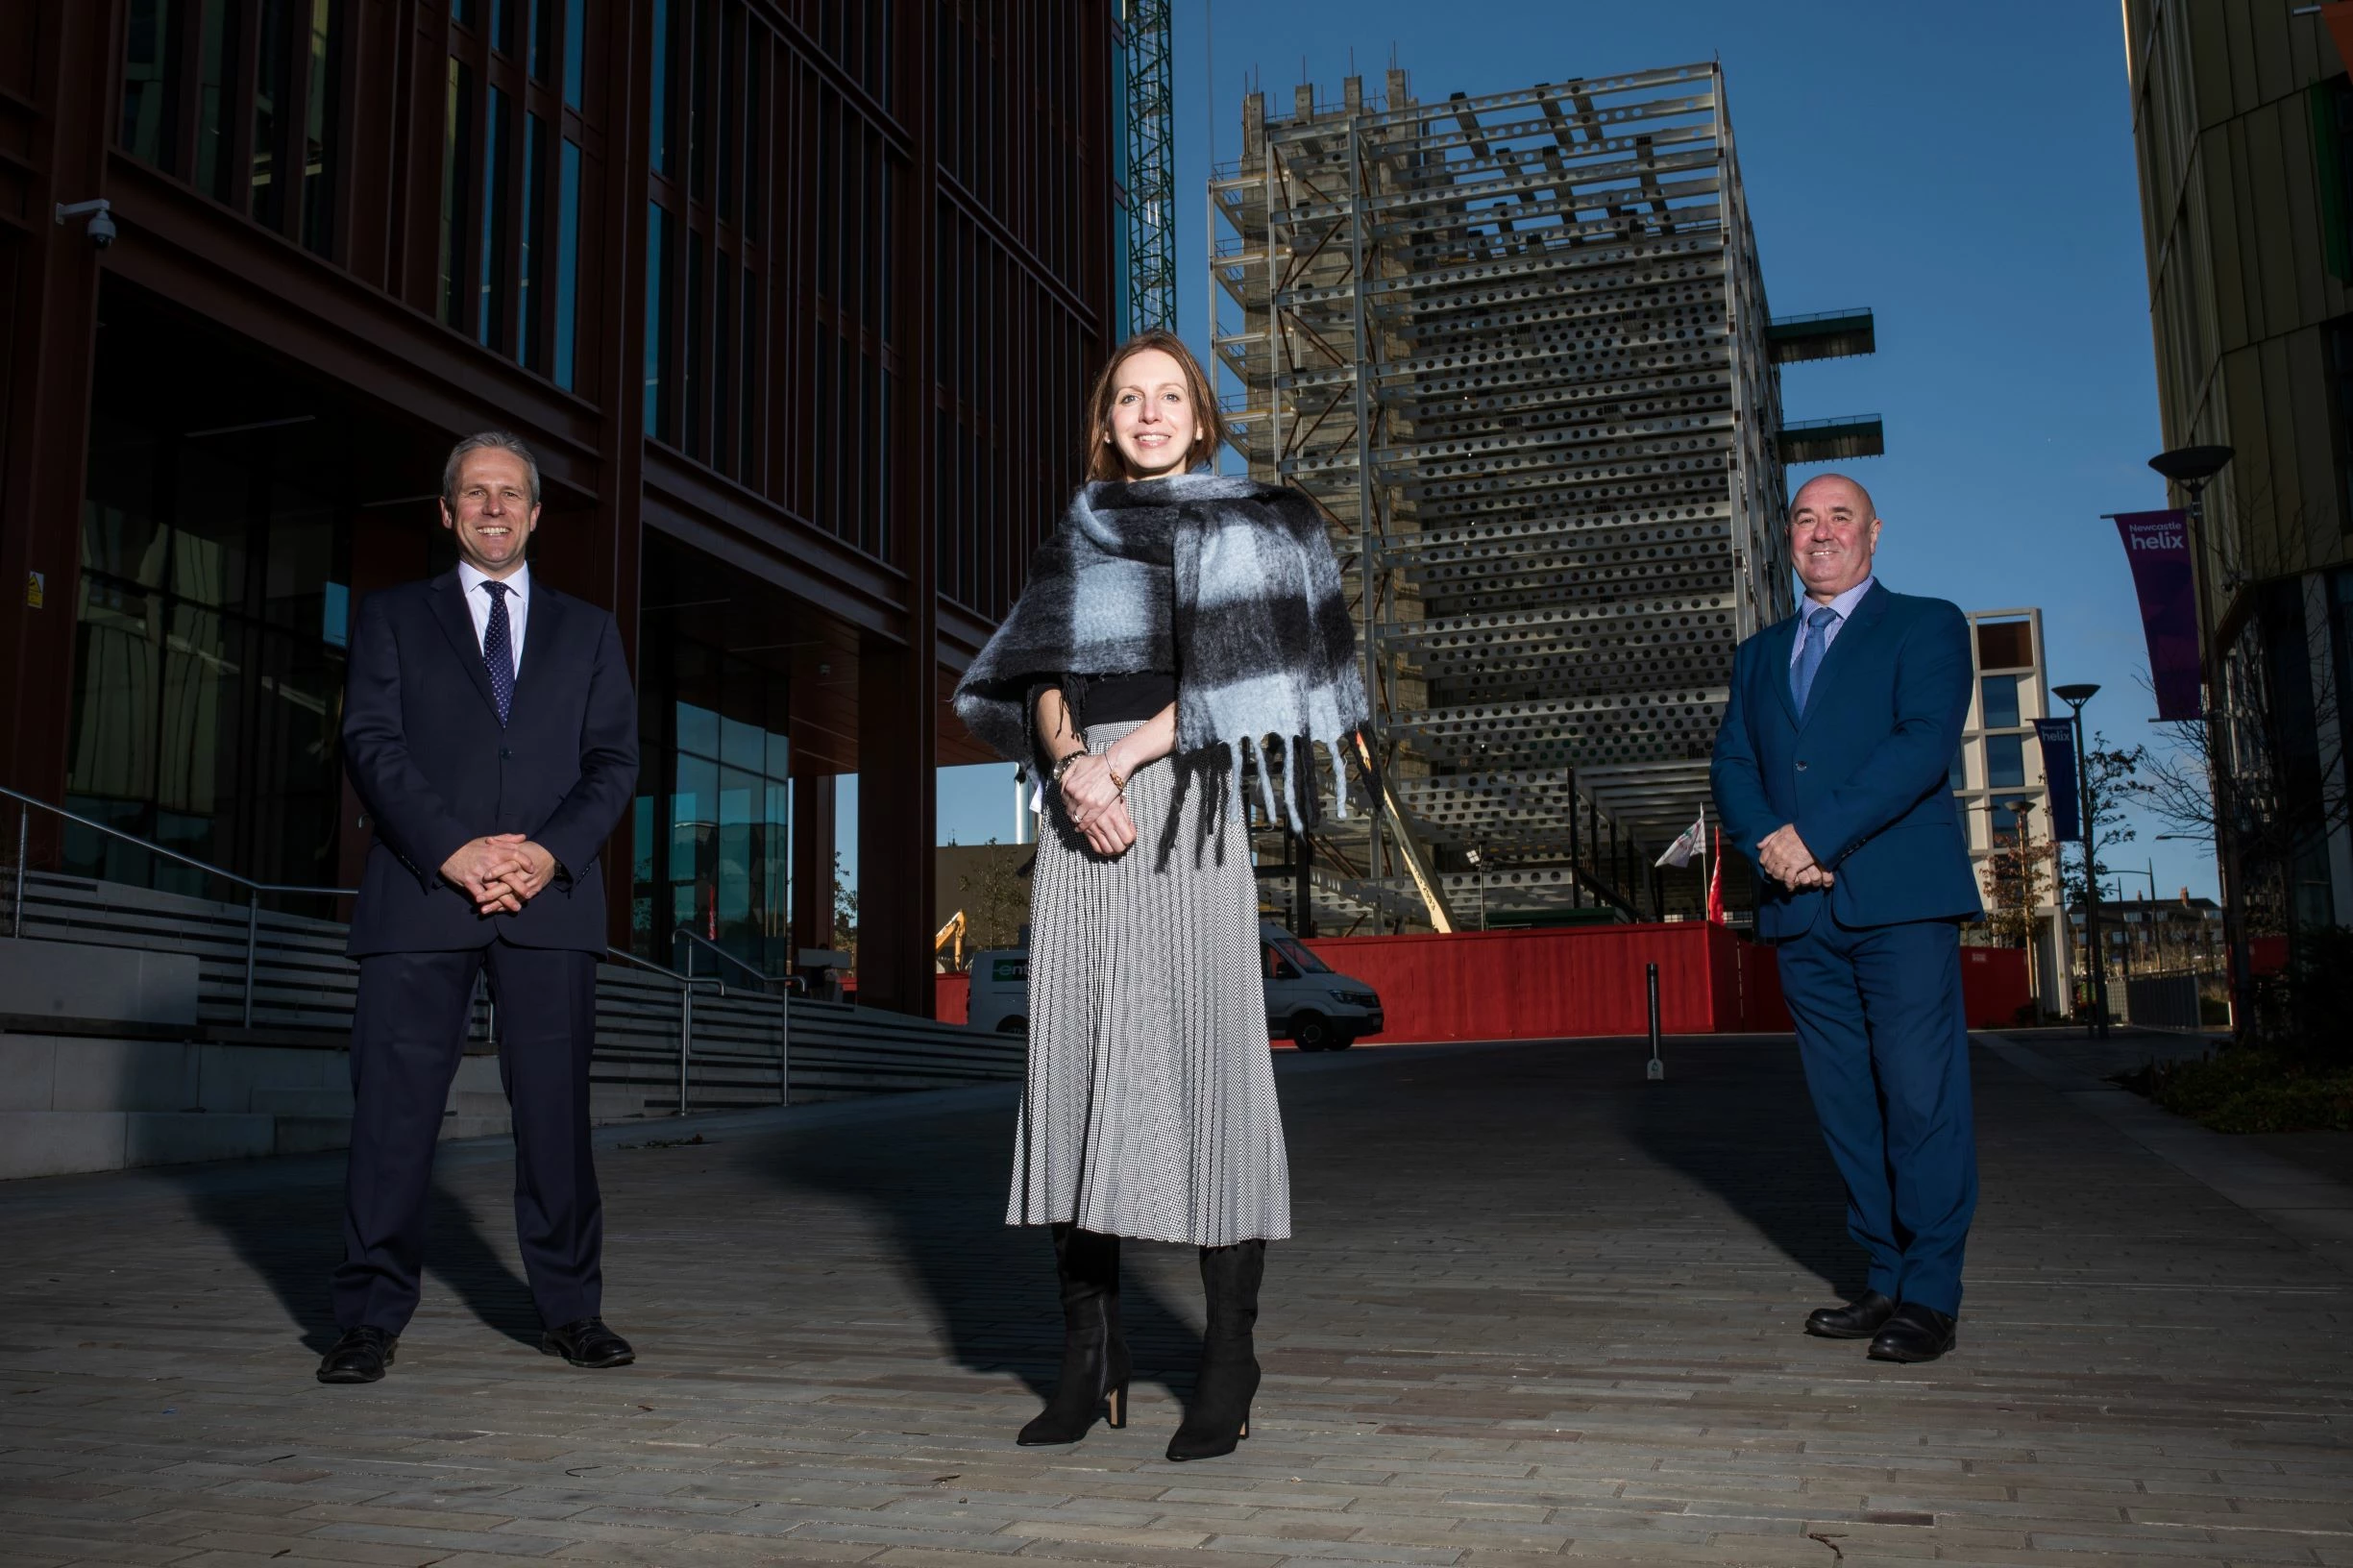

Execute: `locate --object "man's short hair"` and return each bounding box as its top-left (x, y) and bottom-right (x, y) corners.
top-left (442, 431), bottom-right (542, 510)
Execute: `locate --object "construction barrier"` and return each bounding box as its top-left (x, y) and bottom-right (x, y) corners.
top-left (934, 922), bottom-right (2030, 1040)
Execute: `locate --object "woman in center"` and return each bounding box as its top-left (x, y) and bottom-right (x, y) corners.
top-left (954, 330), bottom-right (1363, 1461)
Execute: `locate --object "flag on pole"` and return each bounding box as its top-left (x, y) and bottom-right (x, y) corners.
top-left (1654, 811), bottom-right (1704, 869)
top-left (1706, 826), bottom-right (1726, 924)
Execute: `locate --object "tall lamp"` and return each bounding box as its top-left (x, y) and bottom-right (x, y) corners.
top-left (2000, 796), bottom-right (2041, 1010)
top-left (2146, 444), bottom-right (2243, 1031)
top-left (2053, 682), bottom-right (2106, 1038)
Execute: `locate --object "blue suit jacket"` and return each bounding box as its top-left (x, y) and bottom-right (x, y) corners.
top-left (342, 570), bottom-right (638, 957)
top-left (1709, 582), bottom-right (1981, 940)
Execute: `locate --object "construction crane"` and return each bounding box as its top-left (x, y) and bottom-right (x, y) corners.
top-left (1117, 0), bottom-right (1175, 334)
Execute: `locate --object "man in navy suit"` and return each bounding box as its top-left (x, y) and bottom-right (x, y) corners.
top-left (318, 432), bottom-right (639, 1384)
top-left (1710, 473), bottom-right (1982, 1364)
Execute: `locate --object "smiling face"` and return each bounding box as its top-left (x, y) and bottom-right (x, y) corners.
top-left (1787, 474), bottom-right (1882, 604)
top-left (1104, 347), bottom-right (1201, 479)
top-left (440, 447), bottom-right (540, 577)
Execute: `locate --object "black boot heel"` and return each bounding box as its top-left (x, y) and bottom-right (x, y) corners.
top-left (1017, 1225), bottom-right (1129, 1447)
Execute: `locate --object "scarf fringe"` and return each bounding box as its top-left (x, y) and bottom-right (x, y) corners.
top-left (1222, 731), bottom-right (1356, 834)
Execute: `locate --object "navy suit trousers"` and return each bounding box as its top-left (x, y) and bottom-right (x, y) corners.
top-left (1777, 917), bottom-right (1977, 1315)
top-left (333, 942), bottom-right (603, 1335)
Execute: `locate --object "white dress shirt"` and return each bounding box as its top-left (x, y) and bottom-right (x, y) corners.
top-left (1788, 574), bottom-right (1875, 669)
top-left (457, 560), bottom-right (530, 676)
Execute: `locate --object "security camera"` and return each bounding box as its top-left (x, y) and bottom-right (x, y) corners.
top-left (55, 198), bottom-right (116, 249)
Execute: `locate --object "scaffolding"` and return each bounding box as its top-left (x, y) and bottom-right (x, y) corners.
top-left (1211, 61), bottom-right (1860, 932)
top-left (1116, 0), bottom-right (1177, 334)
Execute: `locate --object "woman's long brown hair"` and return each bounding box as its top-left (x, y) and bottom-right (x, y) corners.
top-left (1081, 329), bottom-right (1225, 482)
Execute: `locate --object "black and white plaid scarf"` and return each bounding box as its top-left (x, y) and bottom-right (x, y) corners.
top-left (953, 473), bottom-right (1366, 826)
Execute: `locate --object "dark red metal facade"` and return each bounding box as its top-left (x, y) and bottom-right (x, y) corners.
top-left (0, 0), bottom-right (1117, 1016)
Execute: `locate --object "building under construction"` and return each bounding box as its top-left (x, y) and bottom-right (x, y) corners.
top-left (1210, 61), bottom-right (1878, 933)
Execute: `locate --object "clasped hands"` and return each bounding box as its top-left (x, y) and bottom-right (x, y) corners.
top-left (441, 834), bottom-right (559, 915)
top-left (1757, 823), bottom-right (1834, 892)
top-left (1056, 752), bottom-right (1137, 858)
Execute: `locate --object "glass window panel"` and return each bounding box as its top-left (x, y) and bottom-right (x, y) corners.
top-left (1979, 673), bottom-right (2021, 730)
top-left (674, 699), bottom-right (719, 759)
top-left (686, 227), bottom-right (706, 455)
top-left (254, 0), bottom-right (294, 229)
top-left (1974, 619), bottom-right (2032, 671)
top-left (171, 443), bottom-right (253, 610)
top-left (554, 135), bottom-right (581, 387)
top-left (81, 422), bottom-right (166, 587)
top-left (158, 600), bottom-right (240, 825)
top-left (440, 57), bottom-right (474, 328)
top-left (646, 202), bottom-right (671, 435)
top-left (122, 0), bottom-right (180, 168)
top-left (765, 728), bottom-right (789, 780)
top-left (717, 764), bottom-right (758, 930)
top-left (720, 714), bottom-right (762, 772)
top-left (67, 578), bottom-right (163, 806)
top-left (562, 0), bottom-right (585, 108)
top-left (688, 0), bottom-right (711, 203)
top-left (741, 264), bottom-right (759, 481)
top-left (651, 0), bottom-right (674, 176)
top-left (718, 6), bottom-right (738, 224)
top-left (263, 487), bottom-right (338, 631)
top-left (300, 0), bottom-right (341, 257)
top-left (743, 37), bottom-right (762, 229)
top-left (714, 261), bottom-right (733, 475)
top-left (520, 112), bottom-right (546, 370)
top-left (631, 793), bottom-right (656, 882)
top-left (197, 0), bottom-right (238, 201)
top-left (479, 85), bottom-right (512, 351)
top-left (490, 0), bottom-right (512, 52)
top-left (1987, 732), bottom-right (2026, 790)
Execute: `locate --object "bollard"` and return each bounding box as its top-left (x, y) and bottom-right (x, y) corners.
top-left (1645, 962), bottom-right (1665, 1081)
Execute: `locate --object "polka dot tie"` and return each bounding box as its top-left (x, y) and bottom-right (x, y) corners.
top-left (480, 579), bottom-right (514, 726)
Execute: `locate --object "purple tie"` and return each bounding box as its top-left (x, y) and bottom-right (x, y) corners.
top-left (480, 580), bottom-right (514, 725)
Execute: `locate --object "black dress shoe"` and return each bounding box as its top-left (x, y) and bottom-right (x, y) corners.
top-left (1868, 1302), bottom-right (1958, 1363)
top-left (316, 1326), bottom-right (396, 1384)
top-left (1805, 1290), bottom-right (1897, 1340)
top-left (541, 1317), bottom-right (636, 1368)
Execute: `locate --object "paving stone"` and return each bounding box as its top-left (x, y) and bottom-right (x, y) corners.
top-left (0, 1037), bottom-right (2346, 1568)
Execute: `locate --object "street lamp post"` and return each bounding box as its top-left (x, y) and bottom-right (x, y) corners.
top-left (2111, 863), bottom-right (2158, 977)
top-left (2053, 682), bottom-right (2108, 1039)
top-left (2147, 444), bottom-right (2245, 1033)
top-left (2000, 796), bottom-right (2041, 1011)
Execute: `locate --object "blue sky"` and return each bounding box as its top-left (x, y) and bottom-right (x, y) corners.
top-left (933, 1), bottom-right (2210, 898)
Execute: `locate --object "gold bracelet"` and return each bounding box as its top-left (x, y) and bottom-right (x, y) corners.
top-left (1107, 759), bottom-right (1130, 792)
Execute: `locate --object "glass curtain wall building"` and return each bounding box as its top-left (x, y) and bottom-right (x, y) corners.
top-left (0, 1), bottom-right (1120, 1015)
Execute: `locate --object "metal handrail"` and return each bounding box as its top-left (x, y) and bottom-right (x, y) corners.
top-left (2, 783), bottom-right (356, 1026)
top-left (671, 925), bottom-right (782, 990)
top-left (0, 788), bottom-right (758, 1112)
top-left (668, 926), bottom-right (791, 1112)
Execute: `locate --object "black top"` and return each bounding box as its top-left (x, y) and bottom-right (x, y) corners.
top-left (1069, 671), bottom-right (1176, 726)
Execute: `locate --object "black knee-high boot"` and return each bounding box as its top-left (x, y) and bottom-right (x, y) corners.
top-left (1017, 1223), bottom-right (1129, 1445)
top-left (1166, 1238), bottom-right (1264, 1461)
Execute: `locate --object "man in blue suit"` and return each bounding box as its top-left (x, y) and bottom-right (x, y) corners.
top-left (318, 432), bottom-right (639, 1384)
top-left (1710, 473), bottom-right (1982, 1364)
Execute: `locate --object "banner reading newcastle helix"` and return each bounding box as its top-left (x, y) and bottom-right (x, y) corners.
top-left (2112, 509), bottom-right (2203, 721)
top-left (2033, 718), bottom-right (2081, 842)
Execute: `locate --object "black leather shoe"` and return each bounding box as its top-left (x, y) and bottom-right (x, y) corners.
top-left (316, 1326), bottom-right (396, 1384)
top-left (541, 1317), bottom-right (636, 1368)
top-left (1868, 1302), bottom-right (1958, 1363)
top-left (1805, 1290), bottom-right (1897, 1340)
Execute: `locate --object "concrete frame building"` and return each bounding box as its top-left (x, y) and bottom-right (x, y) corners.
top-left (0, 1), bottom-right (1123, 1017)
top-left (2124, 2), bottom-right (2353, 940)
top-left (1209, 61), bottom-right (1877, 933)
top-left (1951, 607), bottom-right (2064, 1008)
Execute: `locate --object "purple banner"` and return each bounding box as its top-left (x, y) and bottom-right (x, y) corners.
top-left (2033, 719), bottom-right (2081, 842)
top-left (2113, 509), bottom-right (2203, 721)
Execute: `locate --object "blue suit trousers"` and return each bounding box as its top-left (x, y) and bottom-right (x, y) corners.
top-left (1777, 916), bottom-right (1977, 1315)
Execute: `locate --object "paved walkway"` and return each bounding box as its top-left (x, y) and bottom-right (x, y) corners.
top-left (1, 1031), bottom-right (2349, 1568)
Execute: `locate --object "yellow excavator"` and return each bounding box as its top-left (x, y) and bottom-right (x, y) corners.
top-left (934, 909), bottom-right (968, 970)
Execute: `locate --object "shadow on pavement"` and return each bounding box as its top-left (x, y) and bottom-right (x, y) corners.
top-left (184, 1162), bottom-right (542, 1353)
top-left (763, 1105), bottom-right (1205, 1404)
top-left (1620, 1037), bottom-right (1862, 1298)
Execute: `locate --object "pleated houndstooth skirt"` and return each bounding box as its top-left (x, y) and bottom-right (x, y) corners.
top-left (1007, 721), bottom-right (1290, 1246)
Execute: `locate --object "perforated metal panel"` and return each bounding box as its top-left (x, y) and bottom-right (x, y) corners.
top-left (1213, 61), bottom-right (1797, 930)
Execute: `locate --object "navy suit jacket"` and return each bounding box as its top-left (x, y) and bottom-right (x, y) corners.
top-left (342, 569), bottom-right (638, 957)
top-left (1709, 582), bottom-right (1981, 940)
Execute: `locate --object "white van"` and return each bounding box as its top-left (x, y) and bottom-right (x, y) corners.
top-left (965, 921), bottom-right (1385, 1051)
